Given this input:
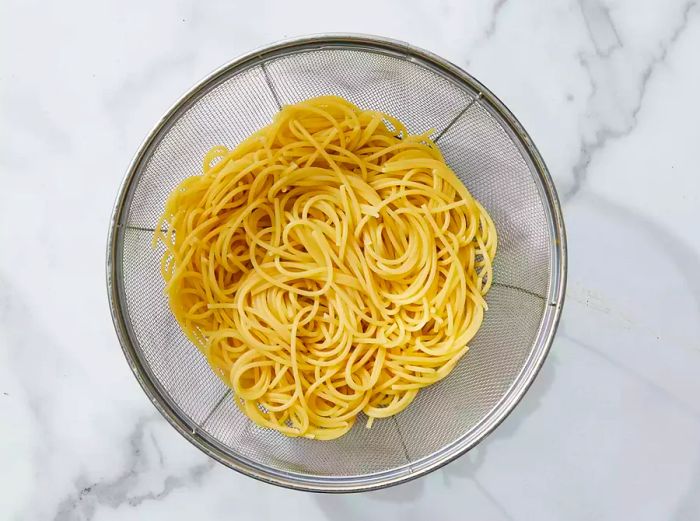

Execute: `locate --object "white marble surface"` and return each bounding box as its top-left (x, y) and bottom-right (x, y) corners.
top-left (2, 0), bottom-right (699, 519)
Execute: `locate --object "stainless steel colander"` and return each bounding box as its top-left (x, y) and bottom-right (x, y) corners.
top-left (106, 34), bottom-right (566, 492)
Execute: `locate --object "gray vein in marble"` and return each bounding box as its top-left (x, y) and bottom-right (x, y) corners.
top-left (105, 50), bottom-right (197, 114)
top-left (465, 0), bottom-right (510, 59)
top-left (1, 95), bottom-right (72, 168)
top-left (586, 192), bottom-right (700, 321)
top-left (564, 327), bottom-right (700, 518)
top-left (578, 0), bottom-right (623, 57)
top-left (150, 431), bottom-right (165, 467)
top-left (561, 332), bottom-right (700, 420)
top-left (0, 276), bottom-right (66, 454)
top-left (564, 1), bottom-right (698, 201)
top-left (671, 453), bottom-right (700, 520)
top-left (0, 274), bottom-right (215, 521)
top-left (52, 416), bottom-right (214, 521)
top-left (472, 477), bottom-right (515, 521)
top-left (483, 0), bottom-right (509, 41)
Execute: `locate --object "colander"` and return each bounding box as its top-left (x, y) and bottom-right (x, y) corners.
top-left (106, 34), bottom-right (566, 492)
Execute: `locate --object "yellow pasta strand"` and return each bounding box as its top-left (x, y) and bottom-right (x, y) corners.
top-left (155, 96), bottom-right (497, 440)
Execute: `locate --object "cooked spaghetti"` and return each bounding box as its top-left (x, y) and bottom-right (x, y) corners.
top-left (154, 96), bottom-right (497, 440)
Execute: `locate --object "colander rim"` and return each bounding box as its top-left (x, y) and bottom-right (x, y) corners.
top-left (106, 33), bottom-right (567, 493)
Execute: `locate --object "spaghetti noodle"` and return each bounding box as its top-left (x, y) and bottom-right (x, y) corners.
top-left (155, 96), bottom-right (497, 440)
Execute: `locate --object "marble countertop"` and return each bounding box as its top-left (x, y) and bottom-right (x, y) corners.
top-left (2, 0), bottom-right (699, 519)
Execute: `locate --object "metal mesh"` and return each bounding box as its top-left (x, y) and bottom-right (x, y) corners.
top-left (110, 38), bottom-right (564, 490)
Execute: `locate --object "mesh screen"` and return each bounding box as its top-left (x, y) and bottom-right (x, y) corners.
top-left (116, 45), bottom-right (552, 481)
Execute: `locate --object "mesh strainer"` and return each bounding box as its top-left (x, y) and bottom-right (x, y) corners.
top-left (106, 34), bottom-right (566, 492)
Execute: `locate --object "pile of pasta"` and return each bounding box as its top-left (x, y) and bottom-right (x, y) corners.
top-left (155, 96), bottom-right (497, 440)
